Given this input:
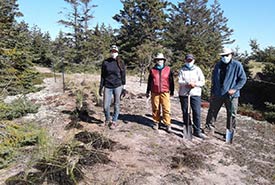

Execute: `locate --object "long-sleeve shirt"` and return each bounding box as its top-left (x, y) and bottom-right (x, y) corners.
top-left (211, 59), bottom-right (247, 98)
top-left (178, 65), bottom-right (205, 96)
top-left (100, 57), bottom-right (126, 88)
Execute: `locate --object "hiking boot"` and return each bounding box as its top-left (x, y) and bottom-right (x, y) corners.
top-left (204, 124), bottom-right (215, 135)
top-left (193, 132), bottom-right (206, 140)
top-left (152, 123), bottom-right (159, 130)
top-left (166, 125), bottom-right (172, 133)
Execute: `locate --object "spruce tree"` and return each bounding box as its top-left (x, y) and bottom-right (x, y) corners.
top-left (113, 0), bottom-right (168, 68)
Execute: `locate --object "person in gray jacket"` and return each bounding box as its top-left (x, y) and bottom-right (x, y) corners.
top-left (205, 48), bottom-right (247, 143)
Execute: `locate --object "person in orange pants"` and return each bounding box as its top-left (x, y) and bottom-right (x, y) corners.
top-left (146, 53), bottom-right (174, 132)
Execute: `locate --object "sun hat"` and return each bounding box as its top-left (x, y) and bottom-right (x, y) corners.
top-left (185, 54), bottom-right (194, 60)
top-left (110, 45), bottom-right (119, 52)
top-left (219, 48), bottom-right (233, 56)
top-left (154, 53), bottom-right (166, 61)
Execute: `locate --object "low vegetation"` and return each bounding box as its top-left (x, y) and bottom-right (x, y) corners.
top-left (0, 97), bottom-right (40, 120)
top-left (0, 121), bottom-right (48, 169)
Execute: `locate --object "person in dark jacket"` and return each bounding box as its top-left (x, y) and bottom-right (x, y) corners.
top-left (146, 53), bottom-right (174, 132)
top-left (99, 45), bottom-right (126, 129)
top-left (205, 48), bottom-right (247, 143)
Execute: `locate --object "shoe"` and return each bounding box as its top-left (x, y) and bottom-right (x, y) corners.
top-left (166, 125), bottom-right (172, 133)
top-left (109, 122), bottom-right (118, 130)
top-left (193, 132), bottom-right (206, 140)
top-left (152, 123), bottom-right (159, 130)
top-left (204, 124), bottom-right (215, 135)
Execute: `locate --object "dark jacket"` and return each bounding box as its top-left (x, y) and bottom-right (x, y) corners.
top-left (100, 57), bottom-right (126, 89)
top-left (211, 59), bottom-right (247, 98)
top-left (146, 65), bottom-right (174, 95)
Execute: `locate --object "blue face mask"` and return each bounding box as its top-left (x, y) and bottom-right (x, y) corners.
top-left (185, 60), bottom-right (194, 69)
top-left (156, 64), bottom-right (164, 69)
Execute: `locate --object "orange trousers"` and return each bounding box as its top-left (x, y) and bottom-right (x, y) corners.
top-left (151, 92), bottom-right (171, 126)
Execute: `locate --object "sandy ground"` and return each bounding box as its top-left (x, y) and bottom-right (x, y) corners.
top-left (1, 68), bottom-right (274, 185)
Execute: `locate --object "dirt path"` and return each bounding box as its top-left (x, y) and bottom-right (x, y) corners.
top-left (1, 72), bottom-right (274, 185)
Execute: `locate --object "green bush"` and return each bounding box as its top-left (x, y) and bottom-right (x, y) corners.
top-left (0, 121), bottom-right (48, 169)
top-left (0, 97), bottom-right (39, 120)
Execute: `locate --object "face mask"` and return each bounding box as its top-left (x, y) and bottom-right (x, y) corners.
top-left (111, 52), bottom-right (118, 59)
top-left (156, 60), bottom-right (164, 67)
top-left (185, 60), bottom-right (194, 69)
top-left (221, 55), bottom-right (232, 64)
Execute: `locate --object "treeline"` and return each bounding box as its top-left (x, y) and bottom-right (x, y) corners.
top-left (1, 0), bottom-right (275, 122)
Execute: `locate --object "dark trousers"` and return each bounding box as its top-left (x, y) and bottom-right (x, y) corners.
top-left (179, 96), bottom-right (202, 134)
top-left (206, 96), bottom-right (238, 131)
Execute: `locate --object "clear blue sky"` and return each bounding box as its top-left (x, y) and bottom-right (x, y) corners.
top-left (17, 0), bottom-right (275, 53)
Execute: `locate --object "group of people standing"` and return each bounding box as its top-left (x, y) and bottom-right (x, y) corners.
top-left (99, 45), bottom-right (247, 143)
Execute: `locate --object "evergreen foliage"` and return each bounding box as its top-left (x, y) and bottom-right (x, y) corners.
top-left (113, 0), bottom-right (168, 68)
top-left (0, 0), bottom-right (40, 96)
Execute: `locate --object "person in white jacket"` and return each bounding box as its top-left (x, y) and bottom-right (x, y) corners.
top-left (178, 54), bottom-right (205, 139)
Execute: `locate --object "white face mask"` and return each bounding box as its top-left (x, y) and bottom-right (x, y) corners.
top-left (221, 55), bottom-right (232, 64)
top-left (185, 60), bottom-right (194, 68)
top-left (111, 52), bottom-right (118, 59)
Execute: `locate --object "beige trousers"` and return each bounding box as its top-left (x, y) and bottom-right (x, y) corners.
top-left (151, 92), bottom-right (171, 125)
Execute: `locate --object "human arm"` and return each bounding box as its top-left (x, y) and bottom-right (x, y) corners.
top-left (99, 61), bottom-right (105, 96)
top-left (169, 70), bottom-right (175, 96)
top-left (146, 71), bottom-right (152, 98)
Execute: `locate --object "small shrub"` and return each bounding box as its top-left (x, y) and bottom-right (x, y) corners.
top-left (0, 121), bottom-right (48, 169)
top-left (0, 97), bottom-right (40, 120)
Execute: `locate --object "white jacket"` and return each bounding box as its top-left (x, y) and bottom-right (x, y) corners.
top-left (178, 65), bottom-right (205, 96)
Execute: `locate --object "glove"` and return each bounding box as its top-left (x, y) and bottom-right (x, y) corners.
top-left (99, 87), bottom-right (103, 97)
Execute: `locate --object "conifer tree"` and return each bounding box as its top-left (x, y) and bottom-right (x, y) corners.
top-left (165, 0), bottom-right (234, 70)
top-left (113, 0), bottom-right (168, 68)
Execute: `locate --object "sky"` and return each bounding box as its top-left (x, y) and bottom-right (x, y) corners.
top-left (17, 0), bottom-right (275, 54)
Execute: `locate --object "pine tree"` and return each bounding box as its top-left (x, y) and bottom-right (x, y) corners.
top-left (58, 0), bottom-right (97, 64)
top-left (113, 0), bottom-right (168, 68)
top-left (165, 0), bottom-right (234, 69)
top-left (0, 0), bottom-right (39, 95)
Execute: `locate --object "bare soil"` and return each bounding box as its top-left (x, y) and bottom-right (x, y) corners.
top-left (1, 69), bottom-right (275, 185)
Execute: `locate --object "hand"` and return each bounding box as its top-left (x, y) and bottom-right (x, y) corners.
top-left (121, 88), bottom-right (127, 98)
top-left (99, 87), bottom-right (103, 97)
top-left (228, 89), bottom-right (236, 96)
top-left (189, 82), bottom-right (196, 88)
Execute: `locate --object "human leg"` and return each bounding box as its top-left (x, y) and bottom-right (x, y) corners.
top-left (225, 97), bottom-right (238, 130)
top-left (112, 85), bottom-right (123, 122)
top-left (191, 96), bottom-right (202, 134)
top-left (205, 96), bottom-right (224, 128)
top-left (103, 87), bottom-right (113, 123)
top-left (151, 93), bottom-right (161, 123)
top-left (161, 92), bottom-right (171, 126)
top-left (151, 93), bottom-right (160, 129)
top-left (179, 96), bottom-right (188, 126)
top-left (161, 92), bottom-right (172, 132)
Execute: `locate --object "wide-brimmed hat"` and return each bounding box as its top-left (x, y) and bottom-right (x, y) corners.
top-left (110, 45), bottom-right (119, 52)
top-left (154, 53), bottom-right (166, 61)
top-left (219, 48), bottom-right (233, 56)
